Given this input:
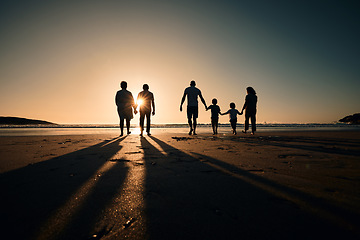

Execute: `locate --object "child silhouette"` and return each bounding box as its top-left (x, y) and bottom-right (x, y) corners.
top-left (206, 98), bottom-right (221, 135)
top-left (221, 102), bottom-right (242, 135)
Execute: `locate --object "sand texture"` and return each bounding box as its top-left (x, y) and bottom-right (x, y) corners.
top-left (1, 130), bottom-right (360, 239)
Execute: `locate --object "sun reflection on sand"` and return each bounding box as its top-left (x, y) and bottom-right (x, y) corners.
top-left (131, 127), bottom-right (141, 135)
top-left (36, 136), bottom-right (147, 239)
top-left (93, 135), bottom-right (147, 239)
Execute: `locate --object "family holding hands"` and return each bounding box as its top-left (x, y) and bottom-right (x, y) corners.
top-left (116, 80), bottom-right (257, 137)
top-left (180, 80), bottom-right (257, 135)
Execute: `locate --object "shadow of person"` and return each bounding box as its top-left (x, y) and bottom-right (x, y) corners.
top-left (227, 135), bottom-right (360, 157)
top-left (140, 136), bottom-right (359, 240)
top-left (0, 136), bottom-right (129, 240)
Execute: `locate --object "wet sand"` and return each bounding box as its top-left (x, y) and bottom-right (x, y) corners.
top-left (0, 130), bottom-right (359, 239)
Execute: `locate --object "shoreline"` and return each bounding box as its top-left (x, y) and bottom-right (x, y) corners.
top-left (0, 125), bottom-right (359, 137)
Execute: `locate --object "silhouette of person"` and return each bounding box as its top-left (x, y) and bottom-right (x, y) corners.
top-left (115, 81), bottom-right (137, 136)
top-left (180, 80), bottom-right (207, 135)
top-left (206, 98), bottom-right (221, 135)
top-left (221, 102), bottom-right (242, 135)
top-left (137, 84), bottom-right (155, 136)
top-left (240, 87), bottom-right (257, 135)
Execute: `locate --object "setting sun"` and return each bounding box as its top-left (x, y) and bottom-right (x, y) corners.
top-left (137, 99), bottom-right (143, 107)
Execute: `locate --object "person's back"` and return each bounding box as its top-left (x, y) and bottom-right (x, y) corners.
top-left (180, 80), bottom-right (207, 135)
top-left (245, 93), bottom-right (257, 113)
top-left (207, 98), bottom-right (221, 135)
top-left (184, 86), bottom-right (201, 107)
top-left (241, 87), bottom-right (257, 135)
top-left (224, 108), bottom-right (241, 121)
top-left (208, 104), bottom-right (221, 118)
top-left (138, 90), bottom-right (154, 112)
top-left (115, 81), bottom-right (136, 136)
top-left (137, 84), bottom-right (155, 136)
top-left (116, 89), bottom-right (134, 110)
top-left (221, 102), bottom-right (241, 135)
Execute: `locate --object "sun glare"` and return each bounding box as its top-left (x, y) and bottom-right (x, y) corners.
top-left (137, 99), bottom-right (143, 107)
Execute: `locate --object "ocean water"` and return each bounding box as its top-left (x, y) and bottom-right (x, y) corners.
top-left (0, 123), bottom-right (359, 136)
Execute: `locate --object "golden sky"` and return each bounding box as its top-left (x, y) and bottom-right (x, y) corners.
top-left (1, 1), bottom-right (359, 124)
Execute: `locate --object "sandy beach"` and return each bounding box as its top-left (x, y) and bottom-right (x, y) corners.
top-left (1, 129), bottom-right (359, 239)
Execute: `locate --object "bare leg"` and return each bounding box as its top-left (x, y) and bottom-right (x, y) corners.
top-left (244, 114), bottom-right (250, 133)
top-left (231, 120), bottom-right (237, 135)
top-left (251, 114), bottom-right (256, 134)
top-left (120, 118), bottom-right (124, 136)
top-left (126, 119), bottom-right (131, 134)
top-left (140, 112), bottom-right (145, 136)
top-left (193, 117), bottom-right (197, 135)
top-left (146, 111), bottom-right (151, 135)
top-left (188, 118), bottom-right (193, 135)
top-left (212, 119), bottom-right (218, 135)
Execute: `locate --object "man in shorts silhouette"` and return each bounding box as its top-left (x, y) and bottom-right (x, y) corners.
top-left (180, 80), bottom-right (207, 135)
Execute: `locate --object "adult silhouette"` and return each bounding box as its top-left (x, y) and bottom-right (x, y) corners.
top-left (115, 81), bottom-right (137, 136)
top-left (137, 84), bottom-right (155, 136)
top-left (240, 86), bottom-right (258, 135)
top-left (180, 80), bottom-right (207, 135)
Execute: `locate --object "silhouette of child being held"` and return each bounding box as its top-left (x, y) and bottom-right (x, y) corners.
top-left (206, 98), bottom-right (221, 135)
top-left (221, 102), bottom-right (242, 135)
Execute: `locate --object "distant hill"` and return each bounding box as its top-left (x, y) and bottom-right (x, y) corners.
top-left (339, 113), bottom-right (360, 125)
top-left (0, 117), bottom-right (56, 125)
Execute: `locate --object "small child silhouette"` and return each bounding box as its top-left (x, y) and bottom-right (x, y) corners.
top-left (221, 102), bottom-right (242, 135)
top-left (206, 98), bottom-right (221, 135)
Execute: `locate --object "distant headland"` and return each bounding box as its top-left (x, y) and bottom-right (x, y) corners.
top-left (339, 113), bottom-right (360, 125)
top-left (0, 117), bottom-right (56, 125)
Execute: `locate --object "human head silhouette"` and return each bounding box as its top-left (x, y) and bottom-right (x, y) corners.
top-left (120, 81), bottom-right (127, 89)
top-left (230, 102), bottom-right (235, 109)
top-left (143, 84), bottom-right (149, 90)
top-left (246, 87), bottom-right (256, 95)
top-left (212, 98), bottom-right (217, 105)
top-left (190, 80), bottom-right (196, 87)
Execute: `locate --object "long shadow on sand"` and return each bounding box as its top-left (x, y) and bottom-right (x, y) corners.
top-left (0, 136), bottom-right (129, 240)
top-left (228, 135), bottom-right (360, 157)
top-left (141, 136), bottom-right (359, 240)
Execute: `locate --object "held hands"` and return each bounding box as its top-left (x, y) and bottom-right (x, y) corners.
top-left (134, 109), bottom-right (138, 115)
